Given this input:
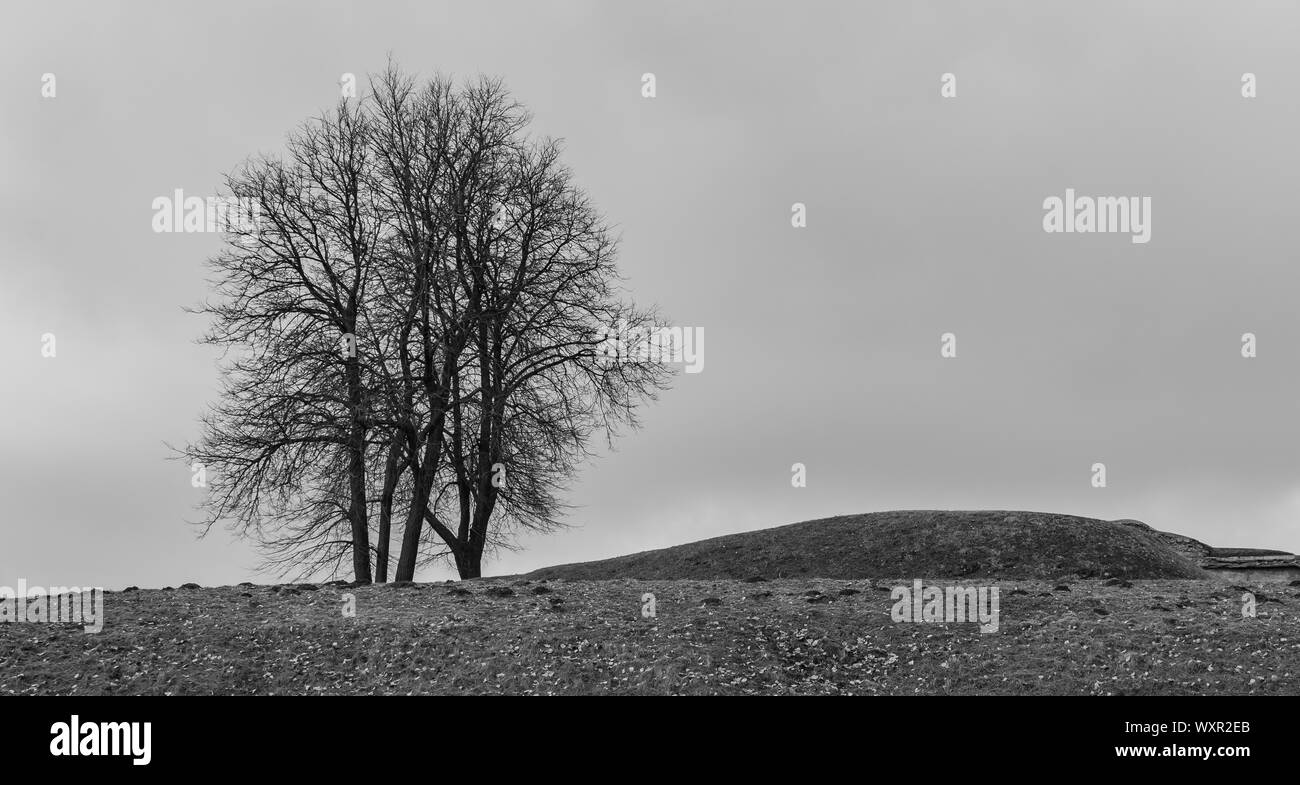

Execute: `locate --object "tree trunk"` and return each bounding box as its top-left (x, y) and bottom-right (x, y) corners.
top-left (393, 474), bottom-right (430, 582)
top-left (344, 349), bottom-right (372, 584)
top-left (374, 435), bottom-right (404, 583)
top-left (457, 489), bottom-right (496, 580)
top-left (393, 412), bottom-right (447, 582)
top-left (453, 547), bottom-right (479, 579)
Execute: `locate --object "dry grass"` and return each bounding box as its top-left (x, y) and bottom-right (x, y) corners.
top-left (1, 577), bottom-right (1296, 695)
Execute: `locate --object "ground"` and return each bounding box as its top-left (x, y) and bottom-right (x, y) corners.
top-left (2, 577), bottom-right (1298, 695)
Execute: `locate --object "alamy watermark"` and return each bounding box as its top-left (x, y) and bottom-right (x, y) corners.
top-left (890, 579), bottom-right (1000, 633)
top-left (152, 189), bottom-right (261, 242)
top-left (1042, 188), bottom-right (1151, 244)
top-left (0, 579), bottom-right (104, 633)
top-left (595, 319), bottom-right (704, 373)
top-left (50, 715), bottom-right (151, 766)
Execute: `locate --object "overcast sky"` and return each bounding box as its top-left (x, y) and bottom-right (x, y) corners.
top-left (3, 1), bottom-right (1298, 589)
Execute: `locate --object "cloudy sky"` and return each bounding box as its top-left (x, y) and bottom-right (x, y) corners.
top-left (2, 1), bottom-right (1298, 589)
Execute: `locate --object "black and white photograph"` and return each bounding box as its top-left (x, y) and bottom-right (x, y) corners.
top-left (0, 0), bottom-right (1292, 769)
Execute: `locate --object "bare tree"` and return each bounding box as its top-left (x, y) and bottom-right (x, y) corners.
top-left (420, 131), bottom-right (671, 578)
top-left (184, 65), bottom-right (669, 583)
top-left (184, 98), bottom-right (384, 583)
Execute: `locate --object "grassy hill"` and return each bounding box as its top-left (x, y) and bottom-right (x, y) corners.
top-left (525, 510), bottom-right (1209, 582)
top-left (5, 577), bottom-right (1298, 695)
top-left (15, 506), bottom-right (1300, 696)
top-left (16, 509), bottom-right (1300, 695)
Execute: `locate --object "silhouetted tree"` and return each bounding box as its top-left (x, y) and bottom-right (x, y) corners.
top-left (184, 65), bottom-right (668, 583)
top-left (184, 97), bottom-right (383, 582)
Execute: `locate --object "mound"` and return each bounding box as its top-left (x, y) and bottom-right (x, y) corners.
top-left (525, 510), bottom-right (1209, 581)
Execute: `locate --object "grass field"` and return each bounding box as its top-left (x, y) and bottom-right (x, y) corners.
top-left (2, 577), bottom-right (1297, 695)
top-left (7, 511), bottom-right (1293, 695)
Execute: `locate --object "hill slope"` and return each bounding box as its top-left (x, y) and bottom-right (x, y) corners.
top-left (525, 510), bottom-right (1209, 581)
